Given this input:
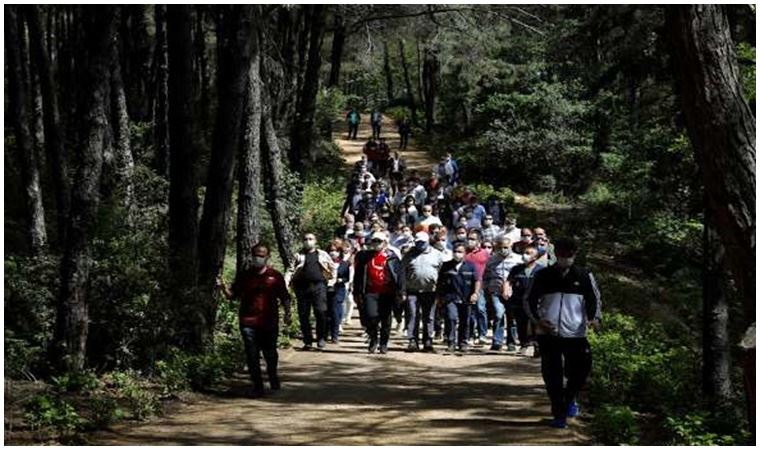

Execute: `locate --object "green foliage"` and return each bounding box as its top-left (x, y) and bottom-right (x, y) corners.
top-left (89, 397), bottom-right (125, 429)
top-left (108, 370), bottom-right (160, 420)
top-left (5, 334), bottom-right (45, 380)
top-left (467, 183), bottom-right (516, 208)
top-left (301, 176), bottom-right (346, 244)
top-left (51, 370), bottom-right (100, 395)
top-left (736, 42), bottom-right (755, 105)
top-left (665, 412), bottom-right (742, 446)
top-left (24, 394), bottom-right (84, 437)
top-left (591, 405), bottom-right (640, 445)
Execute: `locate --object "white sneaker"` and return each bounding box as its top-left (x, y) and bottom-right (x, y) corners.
top-left (477, 337), bottom-right (488, 346)
top-left (339, 324), bottom-right (344, 333)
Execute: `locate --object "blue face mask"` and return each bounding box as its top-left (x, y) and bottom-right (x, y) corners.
top-left (414, 241), bottom-right (429, 252)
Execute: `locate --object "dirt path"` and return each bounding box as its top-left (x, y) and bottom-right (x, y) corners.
top-left (91, 115), bottom-right (590, 445)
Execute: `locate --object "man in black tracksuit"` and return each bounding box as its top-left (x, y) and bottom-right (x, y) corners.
top-left (524, 238), bottom-right (601, 429)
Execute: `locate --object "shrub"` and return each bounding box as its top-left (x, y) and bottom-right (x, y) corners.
top-left (592, 405), bottom-right (640, 445)
top-left (89, 396), bottom-right (125, 429)
top-left (467, 183), bottom-right (516, 209)
top-left (108, 370), bottom-right (160, 420)
top-left (24, 394), bottom-right (84, 438)
top-left (5, 334), bottom-right (45, 379)
top-left (51, 370), bottom-right (101, 395)
top-left (301, 177), bottom-right (346, 243)
top-left (665, 412), bottom-right (739, 446)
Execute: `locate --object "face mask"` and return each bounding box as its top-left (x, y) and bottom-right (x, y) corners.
top-left (403, 230), bottom-right (412, 237)
top-left (521, 236), bottom-right (532, 243)
top-left (329, 251), bottom-right (340, 259)
top-left (522, 253), bottom-right (533, 264)
top-left (414, 241), bottom-right (429, 252)
top-left (303, 240), bottom-right (316, 250)
top-left (556, 256), bottom-right (575, 268)
top-left (484, 220), bottom-right (493, 226)
top-left (498, 248), bottom-right (511, 258)
top-left (453, 252), bottom-right (465, 262)
top-left (456, 234), bottom-right (467, 241)
top-left (252, 256), bottom-right (268, 268)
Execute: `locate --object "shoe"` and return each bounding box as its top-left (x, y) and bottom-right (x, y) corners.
top-left (246, 387), bottom-right (265, 399)
top-left (301, 343), bottom-right (313, 351)
top-left (406, 341), bottom-right (419, 352)
top-left (517, 345), bottom-right (529, 356)
top-left (339, 324), bottom-right (345, 333)
top-left (447, 345), bottom-right (457, 353)
top-left (459, 344), bottom-right (469, 352)
top-left (369, 341), bottom-right (378, 354)
top-left (507, 344), bottom-right (516, 352)
top-left (317, 339), bottom-right (326, 349)
top-left (549, 418), bottom-right (567, 429)
top-left (379, 345), bottom-right (388, 354)
top-left (423, 346), bottom-right (436, 353)
top-left (434, 331), bottom-right (442, 341)
top-left (333, 337), bottom-right (340, 345)
top-left (490, 344), bottom-right (502, 351)
top-left (270, 378), bottom-right (281, 391)
top-left (567, 401), bottom-right (580, 418)
top-left (394, 322), bottom-right (403, 334)
top-left (477, 337), bottom-right (488, 345)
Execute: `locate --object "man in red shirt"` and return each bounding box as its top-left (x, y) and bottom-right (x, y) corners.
top-left (218, 243), bottom-right (292, 398)
top-left (464, 229), bottom-right (488, 344)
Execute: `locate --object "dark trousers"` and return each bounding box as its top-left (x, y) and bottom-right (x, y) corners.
top-left (240, 326), bottom-right (279, 391)
top-left (445, 301), bottom-right (471, 347)
top-left (371, 122), bottom-right (381, 139)
top-left (406, 292), bottom-right (437, 347)
top-left (537, 335), bottom-right (592, 420)
top-left (327, 285), bottom-right (346, 341)
top-left (348, 123), bottom-right (359, 139)
top-left (512, 301), bottom-right (533, 346)
top-left (399, 132), bottom-right (409, 149)
top-left (363, 292), bottom-right (394, 348)
top-left (296, 282), bottom-right (327, 345)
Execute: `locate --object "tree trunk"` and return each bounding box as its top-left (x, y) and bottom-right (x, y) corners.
top-left (383, 41), bottom-right (394, 102)
top-left (667, 4), bottom-right (756, 429)
top-left (415, 38), bottom-right (424, 127)
top-left (110, 33), bottom-right (135, 214)
top-left (262, 90), bottom-right (297, 269)
top-left (52, 6), bottom-right (116, 372)
top-left (290, 5), bottom-right (326, 172)
top-left (153, 4), bottom-right (170, 178)
top-left (422, 46), bottom-right (439, 133)
top-left (237, 29), bottom-right (263, 275)
top-left (7, 6), bottom-right (47, 254)
top-left (327, 13), bottom-right (345, 88)
top-left (197, 5), bottom-right (256, 346)
top-left (702, 208), bottom-right (734, 407)
top-left (166, 5), bottom-right (201, 350)
top-left (398, 39), bottom-right (418, 127)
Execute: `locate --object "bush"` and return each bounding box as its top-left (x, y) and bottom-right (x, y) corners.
top-left (5, 334), bottom-right (45, 379)
top-left (24, 394), bottom-right (84, 438)
top-left (301, 177), bottom-right (346, 244)
top-left (108, 370), bottom-right (160, 420)
top-left (665, 412), bottom-right (741, 446)
top-left (51, 370), bottom-right (101, 395)
top-left (89, 396), bottom-right (125, 429)
top-left (467, 183), bottom-right (516, 209)
top-left (592, 405), bottom-right (640, 445)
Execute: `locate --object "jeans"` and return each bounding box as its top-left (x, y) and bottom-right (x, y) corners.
top-left (513, 301), bottom-right (533, 346)
top-left (470, 290), bottom-right (488, 339)
top-left (445, 301), bottom-right (471, 347)
top-left (537, 335), bottom-right (592, 420)
top-left (327, 284), bottom-right (346, 340)
top-left (364, 292), bottom-right (395, 347)
top-left (240, 326), bottom-right (279, 390)
top-left (490, 294), bottom-right (506, 345)
top-left (296, 282), bottom-right (327, 345)
top-left (348, 123), bottom-right (358, 139)
top-left (405, 292), bottom-right (437, 347)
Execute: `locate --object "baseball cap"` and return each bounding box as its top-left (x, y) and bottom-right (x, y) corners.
top-left (414, 231), bottom-right (430, 242)
top-left (370, 231), bottom-right (388, 242)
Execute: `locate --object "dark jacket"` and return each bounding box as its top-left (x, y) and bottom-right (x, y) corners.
top-left (436, 260), bottom-right (478, 304)
top-left (353, 248), bottom-right (403, 297)
top-left (523, 264), bottom-right (601, 338)
top-left (507, 262), bottom-right (545, 305)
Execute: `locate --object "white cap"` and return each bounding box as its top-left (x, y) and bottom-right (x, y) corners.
top-left (414, 231), bottom-right (430, 242)
top-left (370, 231), bottom-right (388, 242)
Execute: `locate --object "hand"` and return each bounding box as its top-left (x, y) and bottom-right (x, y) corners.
top-left (588, 319), bottom-right (601, 332)
top-left (538, 319), bottom-right (556, 333)
top-left (469, 294), bottom-right (478, 304)
top-left (215, 275), bottom-right (225, 289)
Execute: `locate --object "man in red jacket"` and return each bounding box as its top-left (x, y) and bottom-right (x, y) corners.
top-left (218, 243), bottom-right (292, 398)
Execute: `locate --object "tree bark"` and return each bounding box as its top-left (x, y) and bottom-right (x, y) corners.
top-left (383, 41), bottom-right (394, 102)
top-left (153, 4), bottom-right (170, 178)
top-left (327, 13), bottom-right (345, 88)
top-left (236, 25), bottom-right (263, 275)
top-left (702, 208), bottom-right (734, 406)
top-left (422, 46), bottom-right (439, 133)
top-left (290, 5), bottom-right (326, 172)
top-left (667, 4), bottom-right (756, 429)
top-left (167, 5), bottom-right (201, 350)
top-left (197, 5), bottom-right (256, 345)
top-left (262, 90), bottom-right (297, 269)
top-left (52, 6), bottom-right (116, 372)
top-left (398, 39), bottom-right (418, 126)
top-left (7, 6), bottom-right (47, 254)
top-left (110, 32), bottom-right (135, 214)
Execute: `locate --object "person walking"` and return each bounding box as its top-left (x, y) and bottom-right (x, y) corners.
top-left (401, 232), bottom-right (445, 352)
top-left (286, 233), bottom-right (336, 350)
top-left (217, 243), bottom-right (292, 398)
top-left (464, 229), bottom-right (490, 344)
top-left (507, 243), bottom-right (545, 356)
top-left (371, 109), bottom-right (383, 139)
top-left (346, 107), bottom-right (361, 140)
top-left (524, 237), bottom-right (601, 429)
top-left (353, 231), bottom-right (403, 353)
top-left (326, 239), bottom-right (351, 344)
top-left (436, 242), bottom-right (479, 352)
top-left (398, 117), bottom-right (411, 150)
top-left (483, 236), bottom-right (522, 351)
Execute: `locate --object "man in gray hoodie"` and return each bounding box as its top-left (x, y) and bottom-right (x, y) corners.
top-left (401, 231), bottom-right (445, 352)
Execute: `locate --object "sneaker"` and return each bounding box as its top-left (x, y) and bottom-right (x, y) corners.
top-left (301, 343), bottom-right (313, 351)
top-left (270, 378), bottom-right (281, 391)
top-left (567, 401), bottom-right (580, 418)
top-left (447, 344), bottom-right (457, 353)
top-left (333, 337), bottom-right (340, 345)
top-left (507, 344), bottom-right (516, 352)
top-left (394, 322), bottom-right (403, 334)
top-left (490, 344), bottom-right (502, 351)
top-left (379, 345), bottom-right (388, 354)
top-left (406, 341), bottom-right (419, 352)
top-left (317, 339), bottom-right (327, 349)
top-left (434, 331), bottom-right (442, 341)
top-left (549, 418), bottom-right (567, 429)
top-left (459, 344), bottom-right (469, 352)
top-left (422, 345), bottom-right (436, 353)
top-left (477, 337), bottom-right (489, 346)
top-left (369, 341), bottom-right (378, 354)
top-left (245, 387), bottom-right (265, 399)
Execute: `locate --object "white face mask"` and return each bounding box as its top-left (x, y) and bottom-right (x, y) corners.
top-left (522, 253), bottom-right (533, 264)
top-left (452, 252), bottom-right (465, 262)
top-left (556, 256), bottom-right (575, 268)
top-left (252, 256), bottom-right (268, 268)
top-left (498, 248), bottom-right (511, 258)
top-left (304, 240), bottom-right (316, 250)
top-left (329, 251), bottom-right (340, 259)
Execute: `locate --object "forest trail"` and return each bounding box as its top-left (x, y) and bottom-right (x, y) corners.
top-left (91, 114), bottom-right (590, 445)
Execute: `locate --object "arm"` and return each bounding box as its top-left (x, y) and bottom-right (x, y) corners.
top-left (276, 274), bottom-right (293, 325)
top-left (216, 273), bottom-right (236, 300)
top-left (523, 271), bottom-right (544, 325)
top-left (585, 271), bottom-right (602, 324)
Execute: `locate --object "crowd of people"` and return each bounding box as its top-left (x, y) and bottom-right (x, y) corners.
top-left (217, 111), bottom-right (603, 429)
